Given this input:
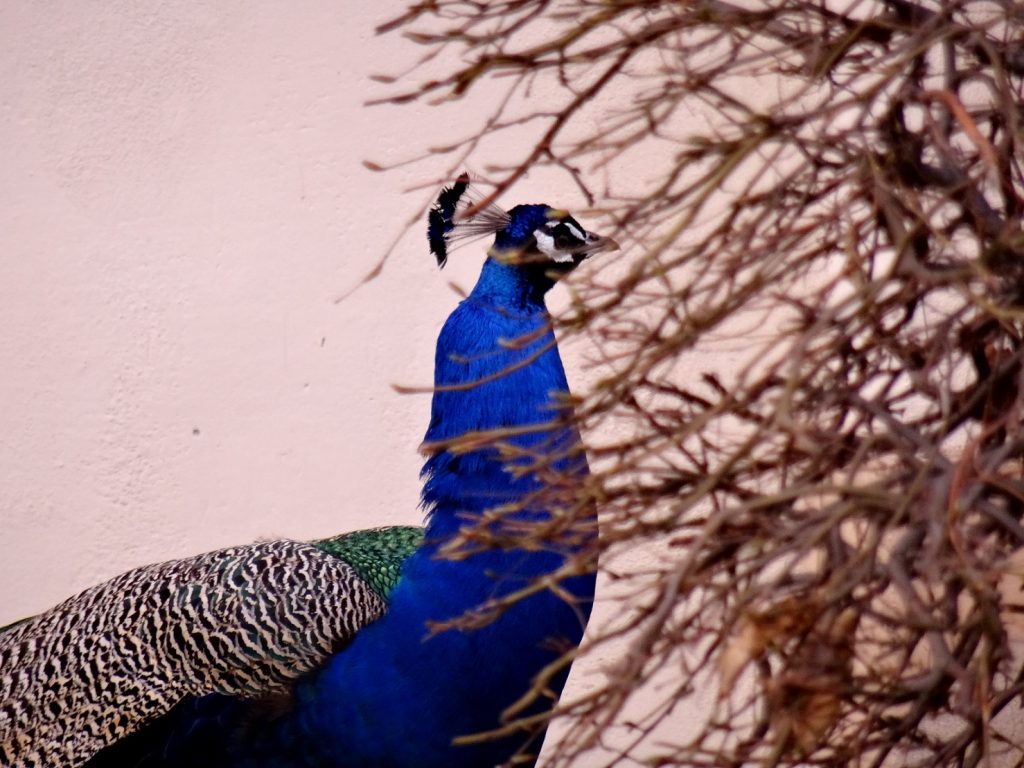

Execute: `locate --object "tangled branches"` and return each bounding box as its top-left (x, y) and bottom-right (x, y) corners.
top-left (379, 1), bottom-right (1024, 765)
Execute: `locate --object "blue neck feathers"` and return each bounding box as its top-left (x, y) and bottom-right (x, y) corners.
top-left (242, 257), bottom-right (596, 767)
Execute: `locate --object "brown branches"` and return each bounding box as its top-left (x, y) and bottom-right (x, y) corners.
top-left (379, 1), bottom-right (1024, 765)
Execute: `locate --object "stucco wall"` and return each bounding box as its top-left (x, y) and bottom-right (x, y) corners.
top-left (0, 2), bottom-right (594, 620)
top-left (0, 5), bottom-right (660, 765)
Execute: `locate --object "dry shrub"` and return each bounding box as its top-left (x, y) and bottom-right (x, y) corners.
top-left (378, 2), bottom-right (1024, 765)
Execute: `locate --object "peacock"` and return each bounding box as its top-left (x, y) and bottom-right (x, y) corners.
top-left (0, 174), bottom-right (617, 767)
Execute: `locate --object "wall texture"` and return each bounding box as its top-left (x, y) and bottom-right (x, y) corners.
top-left (0, 2), bottom-right (594, 620)
top-left (1, 4), bottom-right (658, 764)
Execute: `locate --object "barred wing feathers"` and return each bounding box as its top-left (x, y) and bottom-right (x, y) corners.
top-left (0, 528), bottom-right (420, 768)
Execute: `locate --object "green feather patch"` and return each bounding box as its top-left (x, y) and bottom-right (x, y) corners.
top-left (314, 526), bottom-right (423, 601)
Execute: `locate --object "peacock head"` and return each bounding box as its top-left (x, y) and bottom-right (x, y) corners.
top-left (427, 173), bottom-right (618, 280)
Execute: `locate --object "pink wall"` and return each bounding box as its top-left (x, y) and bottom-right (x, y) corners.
top-left (0, 5), bottom-right (651, 763)
top-left (0, 2), bottom-right (595, 621)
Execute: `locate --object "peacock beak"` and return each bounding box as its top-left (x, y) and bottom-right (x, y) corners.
top-left (578, 232), bottom-right (620, 257)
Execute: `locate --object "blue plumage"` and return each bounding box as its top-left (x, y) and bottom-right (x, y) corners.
top-left (80, 177), bottom-right (616, 768)
top-left (492, 204), bottom-right (550, 250)
top-left (285, 258), bottom-right (595, 766)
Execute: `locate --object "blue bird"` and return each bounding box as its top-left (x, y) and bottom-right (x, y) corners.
top-left (0, 175), bottom-right (617, 767)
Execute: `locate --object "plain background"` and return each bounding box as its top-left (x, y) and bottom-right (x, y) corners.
top-left (0, 4), bottom-right (715, 763)
top-left (0, 1), bottom-right (607, 620)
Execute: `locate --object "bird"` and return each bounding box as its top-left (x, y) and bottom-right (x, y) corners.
top-left (0, 174), bottom-right (617, 767)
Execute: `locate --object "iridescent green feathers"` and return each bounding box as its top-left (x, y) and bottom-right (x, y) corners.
top-left (315, 526), bottom-right (423, 600)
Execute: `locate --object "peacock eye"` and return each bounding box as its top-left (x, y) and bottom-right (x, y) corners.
top-left (554, 233), bottom-right (574, 250)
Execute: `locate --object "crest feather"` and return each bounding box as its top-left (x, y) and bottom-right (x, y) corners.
top-left (427, 173), bottom-right (510, 268)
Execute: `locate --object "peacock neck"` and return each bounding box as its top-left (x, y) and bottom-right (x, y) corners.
top-left (420, 259), bottom-right (586, 539)
top-left (467, 256), bottom-right (555, 312)
top-left (248, 260), bottom-right (595, 767)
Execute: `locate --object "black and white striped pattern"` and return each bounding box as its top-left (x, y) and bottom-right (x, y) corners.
top-left (0, 539), bottom-right (387, 768)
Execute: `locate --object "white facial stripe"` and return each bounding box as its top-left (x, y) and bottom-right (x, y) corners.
top-left (564, 221), bottom-right (586, 240)
top-left (534, 229), bottom-right (575, 263)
